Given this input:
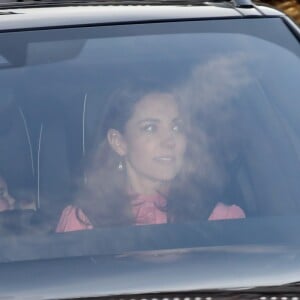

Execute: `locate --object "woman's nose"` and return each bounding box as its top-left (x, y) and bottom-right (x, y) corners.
top-left (160, 131), bottom-right (176, 149)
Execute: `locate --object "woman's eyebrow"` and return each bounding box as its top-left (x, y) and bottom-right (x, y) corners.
top-left (138, 118), bottom-right (160, 125)
top-left (173, 117), bottom-right (184, 123)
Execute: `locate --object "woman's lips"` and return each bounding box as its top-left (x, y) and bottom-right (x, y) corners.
top-left (154, 156), bottom-right (175, 163)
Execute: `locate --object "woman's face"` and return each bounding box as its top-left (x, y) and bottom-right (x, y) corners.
top-left (109, 92), bottom-right (187, 191)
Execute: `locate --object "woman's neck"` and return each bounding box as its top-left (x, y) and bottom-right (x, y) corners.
top-left (125, 163), bottom-right (168, 196)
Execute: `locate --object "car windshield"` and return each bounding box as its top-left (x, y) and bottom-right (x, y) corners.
top-left (0, 17), bottom-right (300, 293)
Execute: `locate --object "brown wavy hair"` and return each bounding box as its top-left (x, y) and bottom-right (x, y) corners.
top-left (74, 81), bottom-right (220, 227)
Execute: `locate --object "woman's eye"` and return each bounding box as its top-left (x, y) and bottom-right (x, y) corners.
top-left (173, 125), bottom-right (179, 132)
top-left (142, 124), bottom-right (156, 133)
top-left (172, 122), bottom-right (184, 133)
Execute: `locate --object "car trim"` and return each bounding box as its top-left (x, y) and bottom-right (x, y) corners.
top-left (0, 5), bottom-right (280, 32)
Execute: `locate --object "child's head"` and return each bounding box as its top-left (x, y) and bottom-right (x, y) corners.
top-left (0, 176), bottom-right (15, 211)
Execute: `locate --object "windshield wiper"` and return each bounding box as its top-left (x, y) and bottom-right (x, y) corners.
top-left (71, 286), bottom-right (300, 300)
top-left (233, 281), bottom-right (300, 294)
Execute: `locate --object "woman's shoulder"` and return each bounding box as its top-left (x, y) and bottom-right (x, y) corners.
top-left (208, 202), bottom-right (245, 221)
top-left (56, 205), bottom-right (93, 233)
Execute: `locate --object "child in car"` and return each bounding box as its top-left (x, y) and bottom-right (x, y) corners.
top-left (0, 175), bottom-right (15, 211)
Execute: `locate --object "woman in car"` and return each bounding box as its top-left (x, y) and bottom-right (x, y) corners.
top-left (56, 82), bottom-right (245, 232)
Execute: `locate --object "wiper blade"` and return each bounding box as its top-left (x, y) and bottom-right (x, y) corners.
top-left (73, 286), bottom-right (300, 300)
top-left (238, 281), bottom-right (300, 294)
top-left (278, 281), bottom-right (300, 288)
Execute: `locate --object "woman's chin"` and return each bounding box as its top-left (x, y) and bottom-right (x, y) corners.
top-left (149, 170), bottom-right (178, 183)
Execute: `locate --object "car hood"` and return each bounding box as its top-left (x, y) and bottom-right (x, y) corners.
top-left (2, 244), bottom-right (300, 300)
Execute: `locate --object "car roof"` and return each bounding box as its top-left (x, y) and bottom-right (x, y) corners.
top-left (0, 2), bottom-right (283, 31)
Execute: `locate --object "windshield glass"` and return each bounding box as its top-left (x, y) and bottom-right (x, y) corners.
top-left (0, 18), bottom-right (300, 269)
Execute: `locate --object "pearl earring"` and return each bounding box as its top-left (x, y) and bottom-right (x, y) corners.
top-left (118, 161), bottom-right (124, 171)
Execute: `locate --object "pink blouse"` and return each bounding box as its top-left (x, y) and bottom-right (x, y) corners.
top-left (56, 194), bottom-right (245, 233)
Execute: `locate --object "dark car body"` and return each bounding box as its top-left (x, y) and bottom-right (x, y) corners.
top-left (0, 1), bottom-right (300, 299)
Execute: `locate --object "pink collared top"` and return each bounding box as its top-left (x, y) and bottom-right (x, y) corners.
top-left (56, 194), bottom-right (245, 233)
